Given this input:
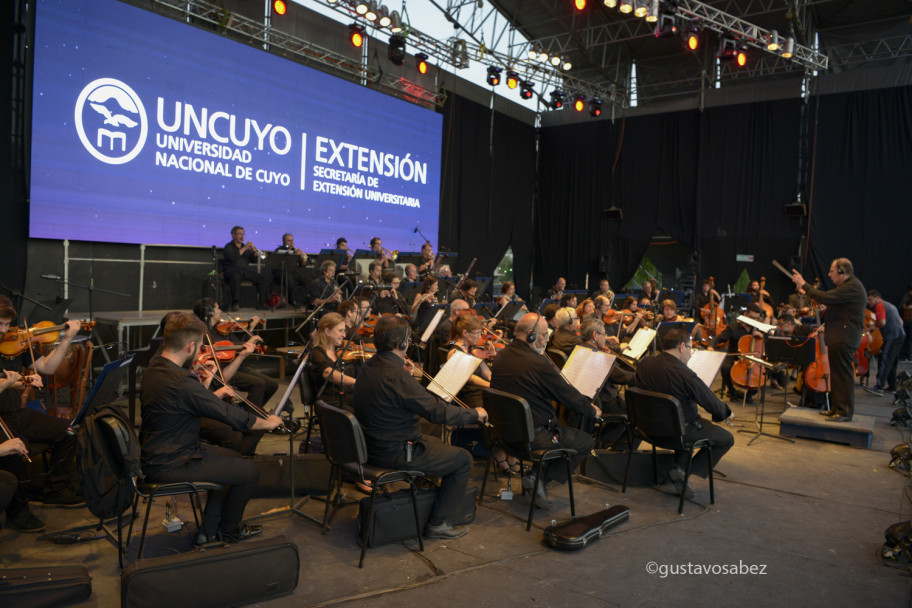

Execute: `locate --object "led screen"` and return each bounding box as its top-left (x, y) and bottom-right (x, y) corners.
top-left (30, 0), bottom-right (441, 253)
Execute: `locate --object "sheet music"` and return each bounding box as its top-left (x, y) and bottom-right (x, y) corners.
top-left (736, 315), bottom-right (777, 334)
top-left (420, 308), bottom-right (446, 344)
top-left (622, 328), bottom-right (657, 360)
top-left (562, 346), bottom-right (616, 399)
top-left (686, 350), bottom-right (727, 388)
top-left (428, 350), bottom-right (482, 402)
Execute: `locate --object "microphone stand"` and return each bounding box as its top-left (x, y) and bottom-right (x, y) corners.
top-left (0, 279), bottom-right (52, 320)
top-left (294, 276), bottom-right (350, 342)
top-left (414, 226), bottom-right (432, 244)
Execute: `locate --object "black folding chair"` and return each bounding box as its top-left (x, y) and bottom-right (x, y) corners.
top-left (481, 388), bottom-right (576, 531)
top-left (623, 386), bottom-right (715, 514)
top-left (315, 400), bottom-right (426, 568)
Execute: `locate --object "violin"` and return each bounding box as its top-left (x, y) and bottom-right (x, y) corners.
top-left (197, 340), bottom-right (266, 363)
top-left (0, 320), bottom-right (95, 359)
top-left (215, 319), bottom-right (254, 336)
top-left (341, 342), bottom-right (377, 362)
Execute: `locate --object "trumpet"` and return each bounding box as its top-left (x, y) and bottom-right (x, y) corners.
top-left (247, 242), bottom-right (268, 260)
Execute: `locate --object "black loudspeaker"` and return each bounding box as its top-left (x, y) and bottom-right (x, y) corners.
top-left (603, 207), bottom-right (623, 221)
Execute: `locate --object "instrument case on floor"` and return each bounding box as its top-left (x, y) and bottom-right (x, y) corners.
top-left (251, 453), bottom-right (331, 498)
top-left (120, 536), bottom-right (298, 608)
top-left (543, 505), bottom-right (630, 551)
top-left (357, 484), bottom-right (478, 547)
top-left (0, 565), bottom-right (92, 608)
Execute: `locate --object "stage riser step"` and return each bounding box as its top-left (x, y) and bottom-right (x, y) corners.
top-left (778, 407), bottom-right (873, 449)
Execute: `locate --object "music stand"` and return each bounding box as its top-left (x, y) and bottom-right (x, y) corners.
top-left (766, 335), bottom-right (817, 408)
top-left (736, 338), bottom-right (796, 446)
top-left (655, 321), bottom-right (697, 346)
top-left (497, 301), bottom-right (526, 323)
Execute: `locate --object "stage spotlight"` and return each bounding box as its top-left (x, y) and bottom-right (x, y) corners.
top-left (619, 0), bottom-right (633, 14)
top-left (589, 99), bottom-right (602, 117)
top-left (654, 14), bottom-right (676, 37)
top-left (550, 55), bottom-right (561, 67)
top-left (520, 81), bottom-right (533, 99)
top-left (388, 35), bottom-right (405, 65)
top-left (575, 0), bottom-right (586, 10)
top-left (645, 0), bottom-right (659, 22)
top-left (390, 10), bottom-right (403, 33)
top-left (604, 0), bottom-right (617, 6)
top-left (528, 47), bottom-right (538, 60)
top-left (684, 26), bottom-right (700, 51)
top-left (767, 29), bottom-right (780, 51)
top-left (272, 0), bottom-right (287, 16)
top-left (574, 95), bottom-right (585, 112)
top-left (355, 0), bottom-right (369, 15)
top-left (562, 60), bottom-right (573, 71)
top-left (736, 49), bottom-right (747, 66)
top-left (416, 53), bottom-right (429, 75)
top-left (486, 66), bottom-right (502, 86)
top-left (782, 37), bottom-right (795, 58)
top-left (550, 90), bottom-right (564, 109)
top-left (506, 71), bottom-right (519, 89)
top-left (538, 51), bottom-right (549, 63)
top-left (634, 0), bottom-right (648, 18)
top-left (378, 6), bottom-right (391, 28)
top-left (365, 1), bottom-right (379, 21)
top-left (349, 24), bottom-right (365, 48)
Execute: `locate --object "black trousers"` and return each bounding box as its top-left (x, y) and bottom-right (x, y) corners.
top-left (828, 342), bottom-right (855, 418)
top-left (0, 469), bottom-right (17, 513)
top-left (232, 369), bottom-right (278, 409)
top-left (145, 444), bottom-right (258, 535)
top-left (200, 418), bottom-right (264, 457)
top-left (224, 267), bottom-right (269, 307)
top-left (877, 335), bottom-right (903, 391)
top-left (527, 424), bottom-right (593, 485)
top-left (376, 434), bottom-right (472, 526)
top-left (678, 416), bottom-right (734, 478)
top-left (0, 408), bottom-right (77, 508)
top-left (0, 455), bottom-right (29, 517)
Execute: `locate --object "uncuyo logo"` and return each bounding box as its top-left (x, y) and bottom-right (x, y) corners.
top-left (74, 78), bottom-right (148, 165)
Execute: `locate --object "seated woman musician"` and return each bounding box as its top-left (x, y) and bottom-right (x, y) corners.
top-left (308, 313), bottom-right (358, 410)
top-left (411, 275), bottom-right (440, 322)
top-left (576, 298), bottom-right (597, 321)
top-left (497, 281), bottom-right (524, 308)
top-left (445, 314), bottom-right (518, 474)
top-left (619, 296), bottom-right (649, 341)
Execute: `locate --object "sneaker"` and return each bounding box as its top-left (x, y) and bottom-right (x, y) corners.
top-left (42, 489), bottom-right (86, 508)
top-left (521, 474), bottom-right (550, 510)
top-left (666, 468), bottom-right (695, 500)
top-left (424, 521), bottom-right (468, 540)
top-left (863, 386), bottom-right (884, 396)
top-left (6, 510), bottom-right (47, 533)
top-left (218, 524), bottom-right (264, 543)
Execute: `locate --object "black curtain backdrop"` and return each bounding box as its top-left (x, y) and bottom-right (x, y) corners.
top-left (806, 86), bottom-right (912, 302)
top-left (438, 94), bottom-right (536, 298)
top-left (536, 86), bottom-right (911, 306)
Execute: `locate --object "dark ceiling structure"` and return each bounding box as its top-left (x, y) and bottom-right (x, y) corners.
top-left (445, 0), bottom-right (912, 107)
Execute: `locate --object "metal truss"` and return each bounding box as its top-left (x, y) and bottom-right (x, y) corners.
top-left (673, 0), bottom-right (828, 71)
top-left (152, 0), bottom-right (446, 107)
top-left (825, 35), bottom-right (912, 69)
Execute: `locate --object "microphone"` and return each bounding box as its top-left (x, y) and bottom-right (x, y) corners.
top-left (41, 274), bottom-right (62, 280)
top-left (414, 226), bottom-right (418, 233)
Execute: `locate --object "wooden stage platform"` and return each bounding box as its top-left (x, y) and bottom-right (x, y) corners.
top-left (779, 406), bottom-right (875, 448)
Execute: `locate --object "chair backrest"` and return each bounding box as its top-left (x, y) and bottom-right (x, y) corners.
top-left (298, 363), bottom-right (315, 405)
top-left (78, 406), bottom-right (140, 519)
top-left (546, 348), bottom-right (567, 368)
top-left (315, 400), bottom-right (368, 466)
top-left (625, 386), bottom-right (687, 450)
top-left (482, 388), bottom-right (535, 450)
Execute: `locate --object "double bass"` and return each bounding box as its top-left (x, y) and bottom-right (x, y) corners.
top-left (699, 277), bottom-right (726, 348)
top-left (803, 310), bottom-right (831, 394)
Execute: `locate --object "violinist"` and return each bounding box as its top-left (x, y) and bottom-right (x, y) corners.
top-left (306, 260), bottom-right (343, 312)
top-left (559, 293), bottom-right (578, 309)
top-left (436, 299), bottom-right (469, 345)
top-left (273, 233), bottom-right (311, 309)
top-left (309, 313), bottom-right (358, 410)
top-left (338, 299), bottom-right (368, 344)
top-left (579, 318), bottom-right (635, 448)
top-left (455, 278), bottom-right (479, 308)
top-left (223, 226), bottom-right (269, 312)
top-left (619, 297), bottom-right (649, 341)
top-left (372, 272), bottom-right (409, 316)
top-left (141, 313), bottom-right (283, 545)
top-left (411, 275), bottom-right (440, 320)
top-left (594, 295), bottom-right (612, 320)
top-left (0, 298), bottom-right (83, 528)
top-left (548, 307), bottom-right (582, 355)
top-left (710, 303), bottom-right (763, 403)
top-left (590, 278), bottom-right (615, 304)
top-left (576, 298), bottom-right (597, 322)
top-left (658, 299), bottom-right (699, 341)
top-left (193, 299), bottom-right (277, 410)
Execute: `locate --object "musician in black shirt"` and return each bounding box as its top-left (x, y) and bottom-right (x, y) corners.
top-left (223, 226), bottom-right (268, 311)
top-left (307, 260), bottom-right (343, 311)
top-left (710, 303), bottom-right (763, 402)
top-left (140, 313), bottom-right (283, 543)
top-left (354, 316), bottom-right (485, 539)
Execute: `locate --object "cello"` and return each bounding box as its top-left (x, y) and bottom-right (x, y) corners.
top-left (730, 322), bottom-right (766, 391)
top-left (803, 309), bottom-right (831, 394)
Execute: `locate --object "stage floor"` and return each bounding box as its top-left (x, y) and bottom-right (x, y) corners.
top-left (2, 364), bottom-right (910, 607)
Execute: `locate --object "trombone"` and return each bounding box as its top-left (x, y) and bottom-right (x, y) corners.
top-left (381, 246), bottom-right (399, 262)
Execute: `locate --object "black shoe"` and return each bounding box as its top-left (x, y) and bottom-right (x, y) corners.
top-left (667, 468), bottom-right (695, 500)
top-left (521, 474), bottom-right (550, 510)
top-left (827, 415), bottom-right (853, 423)
top-left (819, 409), bottom-right (836, 416)
top-left (6, 510), bottom-right (47, 532)
top-left (424, 521), bottom-right (468, 539)
top-left (42, 489), bottom-right (86, 508)
top-left (218, 524), bottom-right (264, 543)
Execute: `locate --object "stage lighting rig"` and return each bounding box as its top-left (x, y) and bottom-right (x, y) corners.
top-left (506, 71), bottom-right (519, 89)
top-left (589, 99), bottom-right (602, 117)
top-left (574, 95), bottom-right (586, 112)
top-left (550, 90), bottom-right (564, 109)
top-left (486, 66), bottom-right (502, 86)
top-left (388, 34), bottom-right (405, 65)
top-left (519, 81), bottom-right (533, 100)
top-left (416, 53), bottom-right (429, 75)
top-left (349, 23), bottom-right (365, 48)
top-left (272, 0), bottom-right (287, 16)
